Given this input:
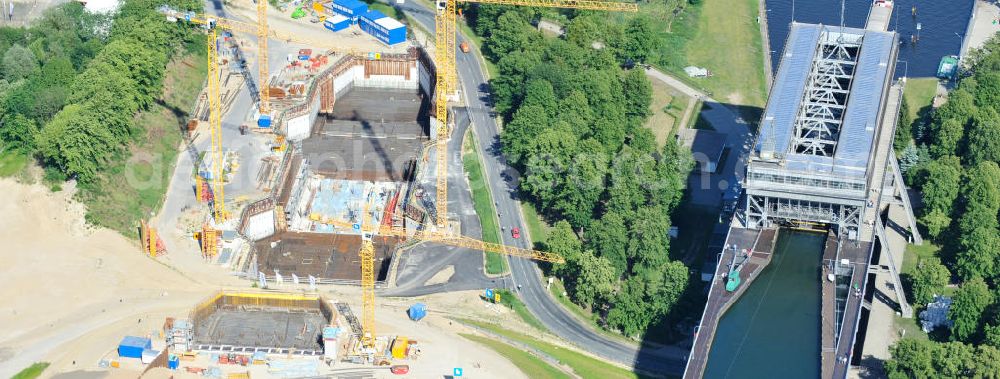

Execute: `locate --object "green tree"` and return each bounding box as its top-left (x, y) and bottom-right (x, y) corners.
top-left (896, 97), bottom-right (913, 152)
top-left (930, 117), bottom-right (967, 158)
top-left (570, 250), bottom-right (616, 309)
top-left (554, 139), bottom-right (607, 227)
top-left (972, 71), bottom-right (1000, 108)
top-left (1, 44), bottom-right (39, 81)
top-left (920, 209), bottom-right (953, 240)
top-left (918, 155), bottom-right (963, 239)
top-left (556, 90), bottom-right (594, 136)
top-left (910, 257), bottom-right (951, 307)
top-left (35, 104), bottom-right (121, 182)
top-left (617, 17), bottom-right (656, 63)
top-left (628, 205), bottom-right (670, 268)
top-left (985, 322), bottom-right (1000, 348)
top-left (485, 11), bottom-right (534, 61)
top-left (545, 220), bottom-right (583, 277)
top-left (885, 339), bottom-right (936, 379)
top-left (565, 15), bottom-right (601, 48)
top-left (0, 113), bottom-right (39, 150)
top-left (522, 79), bottom-right (557, 115)
top-left (501, 105), bottom-right (549, 164)
top-left (94, 38), bottom-right (168, 108)
top-left (965, 108), bottom-right (1000, 165)
top-left (607, 260), bottom-right (687, 337)
top-left (949, 277), bottom-right (994, 343)
top-left (956, 227), bottom-right (1000, 282)
top-left (587, 211), bottom-right (629, 275)
top-left (622, 69), bottom-right (652, 120)
top-left (69, 61), bottom-right (141, 140)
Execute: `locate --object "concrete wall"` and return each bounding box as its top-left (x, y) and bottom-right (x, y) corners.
top-left (287, 96), bottom-right (321, 141)
top-left (244, 210), bottom-right (276, 241)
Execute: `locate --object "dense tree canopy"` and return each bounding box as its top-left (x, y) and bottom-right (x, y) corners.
top-left (916, 155), bottom-right (963, 238)
top-left (469, 5), bottom-right (691, 337)
top-left (910, 257), bottom-right (950, 307)
top-left (0, 0), bottom-right (202, 183)
top-left (949, 277), bottom-right (994, 343)
top-left (886, 36), bottom-right (1000, 376)
top-left (885, 339), bottom-right (1000, 379)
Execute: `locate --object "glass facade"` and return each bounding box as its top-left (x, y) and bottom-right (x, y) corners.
top-left (748, 171), bottom-right (865, 191)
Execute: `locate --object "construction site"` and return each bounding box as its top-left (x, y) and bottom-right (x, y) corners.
top-left (223, 48), bottom-right (434, 286)
top-left (95, 291), bottom-right (431, 376)
top-left (1, 0), bottom-right (623, 376)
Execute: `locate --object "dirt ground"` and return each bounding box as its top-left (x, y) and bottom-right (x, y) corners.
top-left (0, 178), bottom-right (212, 377)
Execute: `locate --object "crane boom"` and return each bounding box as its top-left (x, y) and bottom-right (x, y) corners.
top-left (464, 0), bottom-right (637, 10)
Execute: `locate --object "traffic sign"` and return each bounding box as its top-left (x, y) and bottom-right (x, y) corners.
top-left (353, 223), bottom-right (361, 231)
top-left (453, 368), bottom-right (463, 377)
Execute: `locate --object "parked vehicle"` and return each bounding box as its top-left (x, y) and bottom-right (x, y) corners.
top-left (390, 365), bottom-right (410, 375)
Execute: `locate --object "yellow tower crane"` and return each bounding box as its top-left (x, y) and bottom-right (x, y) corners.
top-left (162, 10), bottom-right (263, 222)
top-left (430, 0), bottom-right (638, 228)
top-left (162, 9), bottom-right (361, 222)
top-left (318, 200), bottom-right (564, 349)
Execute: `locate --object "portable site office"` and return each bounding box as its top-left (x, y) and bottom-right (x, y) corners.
top-left (359, 10), bottom-right (407, 46)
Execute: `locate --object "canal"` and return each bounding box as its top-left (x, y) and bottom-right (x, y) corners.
top-left (703, 230), bottom-right (826, 379)
top-left (764, 0), bottom-right (973, 78)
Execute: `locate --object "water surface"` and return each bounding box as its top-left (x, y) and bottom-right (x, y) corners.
top-left (704, 230), bottom-right (826, 379)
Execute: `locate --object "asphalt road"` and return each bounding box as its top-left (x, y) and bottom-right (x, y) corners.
top-left (394, 1), bottom-right (686, 374)
top-left (384, 108), bottom-right (508, 296)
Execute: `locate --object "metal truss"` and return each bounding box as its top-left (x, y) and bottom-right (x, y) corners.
top-left (790, 30), bottom-right (861, 156)
top-left (746, 194), bottom-right (862, 240)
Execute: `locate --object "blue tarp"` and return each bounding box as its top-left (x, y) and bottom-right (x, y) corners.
top-left (408, 303), bottom-right (427, 321)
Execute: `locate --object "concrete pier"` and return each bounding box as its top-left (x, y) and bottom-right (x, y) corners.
top-left (683, 227), bottom-right (778, 379)
top-left (960, 0), bottom-right (1000, 59)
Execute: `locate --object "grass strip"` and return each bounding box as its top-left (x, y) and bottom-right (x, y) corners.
top-left (462, 131), bottom-right (507, 274)
top-left (459, 319), bottom-right (650, 379)
top-left (496, 289), bottom-right (545, 331)
top-left (13, 363), bottom-right (50, 379)
top-left (460, 333), bottom-right (571, 379)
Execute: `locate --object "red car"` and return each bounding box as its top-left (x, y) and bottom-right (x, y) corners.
top-left (390, 365), bottom-right (410, 375)
top-left (511, 227), bottom-right (520, 239)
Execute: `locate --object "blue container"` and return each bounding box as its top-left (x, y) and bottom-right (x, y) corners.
top-left (408, 303), bottom-right (427, 321)
top-left (324, 14), bottom-right (351, 32)
top-left (168, 355), bottom-right (180, 370)
top-left (327, 0), bottom-right (367, 19)
top-left (359, 9), bottom-right (386, 24)
top-left (118, 336), bottom-right (151, 359)
top-left (257, 114), bottom-right (272, 128)
top-left (359, 11), bottom-right (407, 46)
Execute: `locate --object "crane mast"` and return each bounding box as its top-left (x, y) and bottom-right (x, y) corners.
top-left (206, 27), bottom-right (227, 222)
top-left (256, 0), bottom-right (271, 125)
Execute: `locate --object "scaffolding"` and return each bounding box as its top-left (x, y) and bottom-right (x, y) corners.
top-left (202, 226), bottom-right (219, 258)
top-left (790, 30), bottom-right (861, 156)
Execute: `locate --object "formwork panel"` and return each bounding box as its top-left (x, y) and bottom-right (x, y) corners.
top-left (189, 292), bottom-right (333, 354)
